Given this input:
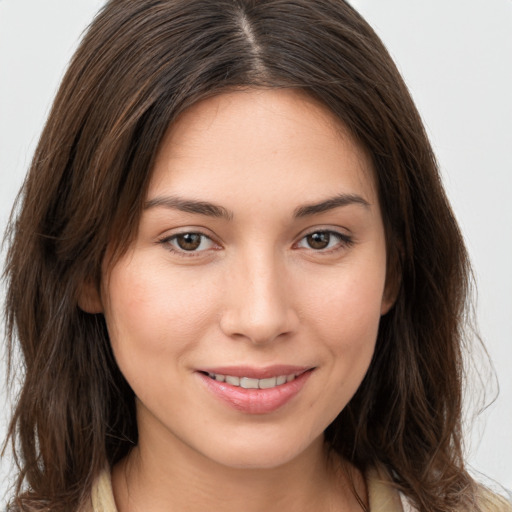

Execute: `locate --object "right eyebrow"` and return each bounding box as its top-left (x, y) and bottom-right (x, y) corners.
top-left (293, 193), bottom-right (371, 218)
top-left (144, 195), bottom-right (233, 220)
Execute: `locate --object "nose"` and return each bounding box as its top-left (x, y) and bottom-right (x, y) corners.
top-left (219, 250), bottom-right (298, 345)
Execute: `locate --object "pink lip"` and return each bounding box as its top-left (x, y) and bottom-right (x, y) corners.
top-left (196, 366), bottom-right (314, 415)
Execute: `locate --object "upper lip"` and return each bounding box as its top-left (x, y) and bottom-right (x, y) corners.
top-left (197, 365), bottom-right (313, 379)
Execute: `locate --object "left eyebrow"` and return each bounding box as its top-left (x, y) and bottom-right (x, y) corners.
top-left (293, 193), bottom-right (371, 218)
top-left (144, 195), bottom-right (233, 220)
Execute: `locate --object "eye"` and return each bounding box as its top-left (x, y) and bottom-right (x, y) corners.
top-left (160, 232), bottom-right (218, 254)
top-left (296, 230), bottom-right (352, 251)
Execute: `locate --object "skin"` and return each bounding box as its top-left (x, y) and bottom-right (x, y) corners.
top-left (82, 88), bottom-right (394, 511)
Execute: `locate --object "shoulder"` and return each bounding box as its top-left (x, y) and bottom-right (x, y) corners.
top-left (81, 469), bottom-right (118, 512)
top-left (366, 465), bottom-right (406, 511)
top-left (366, 465), bottom-right (512, 512)
top-left (475, 487), bottom-right (512, 512)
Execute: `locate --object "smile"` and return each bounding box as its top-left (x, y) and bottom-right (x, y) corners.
top-left (198, 367), bottom-right (314, 414)
top-left (206, 372), bottom-right (297, 389)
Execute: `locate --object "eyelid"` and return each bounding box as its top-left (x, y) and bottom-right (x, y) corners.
top-left (157, 229), bottom-right (222, 256)
top-left (294, 228), bottom-right (354, 252)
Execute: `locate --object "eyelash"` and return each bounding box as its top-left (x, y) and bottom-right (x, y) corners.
top-left (158, 231), bottom-right (219, 257)
top-left (158, 229), bottom-right (353, 257)
top-left (295, 230), bottom-right (354, 253)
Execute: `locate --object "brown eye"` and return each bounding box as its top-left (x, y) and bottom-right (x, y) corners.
top-left (296, 230), bottom-right (353, 252)
top-left (306, 232), bottom-right (331, 249)
top-left (160, 231), bottom-right (218, 256)
top-left (175, 233), bottom-right (203, 251)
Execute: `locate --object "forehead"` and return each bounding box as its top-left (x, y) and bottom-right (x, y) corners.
top-left (149, 88), bottom-right (377, 208)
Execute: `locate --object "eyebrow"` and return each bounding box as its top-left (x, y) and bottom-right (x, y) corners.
top-left (144, 195), bottom-right (233, 220)
top-left (293, 193), bottom-right (371, 217)
top-left (144, 192), bottom-right (370, 220)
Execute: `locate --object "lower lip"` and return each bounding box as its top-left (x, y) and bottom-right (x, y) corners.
top-left (198, 371), bottom-right (313, 414)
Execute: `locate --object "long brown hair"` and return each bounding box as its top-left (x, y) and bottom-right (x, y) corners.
top-left (2, 0), bottom-right (484, 510)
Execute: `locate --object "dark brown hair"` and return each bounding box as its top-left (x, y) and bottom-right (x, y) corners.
top-left (2, 0), bottom-right (483, 510)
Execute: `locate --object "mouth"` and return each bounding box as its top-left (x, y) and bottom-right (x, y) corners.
top-left (201, 370), bottom-right (306, 390)
top-left (196, 366), bottom-right (315, 414)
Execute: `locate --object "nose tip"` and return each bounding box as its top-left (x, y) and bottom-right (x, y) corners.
top-left (220, 306), bottom-right (296, 345)
top-left (219, 262), bottom-right (298, 345)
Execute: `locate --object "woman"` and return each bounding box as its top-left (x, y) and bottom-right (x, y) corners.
top-left (3, 0), bottom-right (510, 511)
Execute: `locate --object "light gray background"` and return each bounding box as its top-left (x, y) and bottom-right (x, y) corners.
top-left (1, 0), bottom-right (511, 501)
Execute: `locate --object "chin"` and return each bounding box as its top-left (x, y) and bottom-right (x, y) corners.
top-left (195, 431), bottom-right (324, 471)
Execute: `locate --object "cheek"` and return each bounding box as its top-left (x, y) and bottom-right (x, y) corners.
top-left (288, 267), bottom-right (385, 433)
top-left (298, 259), bottom-right (386, 404)
top-left (102, 261), bottom-right (217, 383)
top-left (303, 266), bottom-right (386, 344)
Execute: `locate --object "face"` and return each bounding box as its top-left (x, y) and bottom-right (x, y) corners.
top-left (86, 89), bottom-right (393, 470)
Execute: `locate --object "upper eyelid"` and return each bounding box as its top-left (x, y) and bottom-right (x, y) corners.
top-left (157, 227), bottom-right (218, 242)
top-left (156, 227), bottom-right (352, 248)
top-left (297, 226), bottom-right (352, 240)
top-left (158, 235), bottom-right (219, 260)
top-left (294, 228), bottom-right (354, 249)
top-left (158, 230), bottom-right (220, 252)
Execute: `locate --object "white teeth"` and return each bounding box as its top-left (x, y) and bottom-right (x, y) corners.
top-left (207, 372), bottom-right (298, 389)
top-left (240, 377), bottom-right (259, 389)
top-left (259, 377), bottom-right (277, 389)
top-left (225, 375), bottom-right (240, 386)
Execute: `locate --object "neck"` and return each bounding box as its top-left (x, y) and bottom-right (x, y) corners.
top-left (111, 421), bottom-right (366, 512)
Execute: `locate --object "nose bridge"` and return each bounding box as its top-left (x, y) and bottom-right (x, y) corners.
top-left (220, 246), bottom-right (296, 344)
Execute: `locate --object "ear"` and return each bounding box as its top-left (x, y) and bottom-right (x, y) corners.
top-left (380, 284), bottom-right (398, 315)
top-left (78, 278), bottom-right (103, 314)
top-left (380, 244), bottom-right (402, 315)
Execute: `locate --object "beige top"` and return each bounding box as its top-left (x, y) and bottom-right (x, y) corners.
top-left (88, 466), bottom-right (512, 512)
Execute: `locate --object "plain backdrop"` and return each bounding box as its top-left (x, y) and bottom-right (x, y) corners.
top-left (1, 0), bottom-right (511, 502)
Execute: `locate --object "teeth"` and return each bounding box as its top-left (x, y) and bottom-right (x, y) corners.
top-left (258, 377), bottom-right (277, 389)
top-left (207, 372), bottom-right (298, 389)
top-left (240, 377), bottom-right (259, 389)
top-left (225, 375), bottom-right (240, 386)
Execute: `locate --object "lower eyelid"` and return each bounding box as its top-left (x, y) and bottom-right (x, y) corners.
top-left (297, 230), bottom-right (353, 250)
top-left (158, 232), bottom-right (218, 254)
top-left (157, 230), bottom-right (353, 254)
